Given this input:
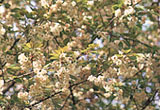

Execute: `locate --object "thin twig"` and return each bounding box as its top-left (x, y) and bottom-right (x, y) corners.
top-left (70, 80), bottom-right (87, 88)
top-left (23, 80), bottom-right (88, 109)
top-left (9, 38), bottom-right (20, 50)
top-left (6, 72), bottom-right (33, 83)
top-left (123, 37), bottom-right (152, 49)
top-left (24, 91), bottom-right (62, 109)
top-left (141, 89), bottom-right (159, 110)
top-left (98, 9), bottom-right (105, 27)
top-left (2, 72), bottom-right (33, 95)
top-left (133, 98), bottom-right (140, 110)
top-left (60, 94), bottom-right (71, 110)
top-left (2, 81), bottom-right (16, 95)
top-left (69, 81), bottom-right (76, 105)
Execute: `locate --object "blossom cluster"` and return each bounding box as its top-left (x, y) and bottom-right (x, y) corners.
top-left (0, 0), bottom-right (159, 109)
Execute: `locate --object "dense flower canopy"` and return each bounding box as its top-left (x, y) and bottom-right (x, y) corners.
top-left (0, 0), bottom-right (160, 109)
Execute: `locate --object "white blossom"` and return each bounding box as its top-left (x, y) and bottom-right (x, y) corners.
top-left (50, 4), bottom-right (58, 13)
top-left (0, 26), bottom-right (5, 35)
top-left (18, 53), bottom-right (28, 64)
top-left (0, 5), bottom-right (5, 14)
top-left (40, 0), bottom-right (49, 8)
top-left (0, 80), bottom-right (4, 88)
top-left (115, 9), bottom-right (121, 17)
top-left (71, 1), bottom-right (76, 7)
top-left (124, 6), bottom-right (135, 16)
top-left (56, 0), bottom-right (63, 5)
top-left (111, 55), bottom-right (118, 61)
top-left (50, 23), bottom-right (62, 36)
top-left (18, 91), bottom-right (28, 100)
top-left (124, 0), bottom-right (131, 6)
top-left (74, 51), bottom-right (80, 57)
top-left (88, 75), bottom-right (96, 82)
top-left (87, 1), bottom-right (94, 6)
top-left (62, 2), bottom-right (68, 7)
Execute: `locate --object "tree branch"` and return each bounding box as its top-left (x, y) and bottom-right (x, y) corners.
top-left (2, 81), bottom-right (16, 95)
top-left (69, 81), bottom-right (76, 105)
top-left (141, 89), bottom-right (159, 110)
top-left (24, 91), bottom-right (62, 109)
top-left (60, 94), bottom-right (70, 110)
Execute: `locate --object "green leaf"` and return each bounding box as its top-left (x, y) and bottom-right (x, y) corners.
top-left (122, 49), bottom-right (131, 54)
top-left (91, 67), bottom-right (97, 75)
top-left (124, 40), bottom-right (130, 47)
top-left (4, 3), bottom-right (10, 8)
top-left (118, 41), bottom-right (123, 49)
top-left (10, 95), bottom-right (21, 105)
top-left (129, 56), bottom-right (137, 60)
top-left (15, 78), bottom-right (22, 83)
top-left (6, 50), bottom-right (13, 55)
top-left (7, 64), bottom-right (21, 70)
top-left (70, 74), bottom-right (77, 80)
top-left (63, 38), bottom-right (70, 45)
top-left (11, 8), bottom-right (21, 12)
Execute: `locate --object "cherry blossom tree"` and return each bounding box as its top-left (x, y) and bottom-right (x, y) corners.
top-left (0, 0), bottom-right (160, 109)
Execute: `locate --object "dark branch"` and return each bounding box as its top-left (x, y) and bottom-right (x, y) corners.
top-left (23, 80), bottom-right (87, 109)
top-left (24, 91), bottom-right (62, 109)
top-left (60, 94), bottom-right (70, 110)
top-left (69, 81), bottom-right (76, 105)
top-left (141, 89), bottom-right (159, 110)
top-left (2, 81), bottom-right (16, 95)
top-left (0, 0), bottom-right (4, 3)
top-left (70, 80), bottom-right (87, 88)
top-left (9, 38), bottom-right (20, 50)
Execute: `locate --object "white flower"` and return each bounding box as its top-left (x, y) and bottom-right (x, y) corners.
top-left (55, 67), bottom-right (66, 77)
top-left (111, 55), bottom-right (118, 61)
top-left (104, 85), bottom-right (110, 92)
top-left (104, 92), bottom-right (111, 98)
top-left (97, 76), bottom-right (104, 82)
top-left (59, 53), bottom-right (67, 58)
top-left (38, 69), bottom-right (47, 75)
top-left (36, 74), bottom-right (48, 82)
top-left (124, 0), bottom-right (131, 6)
top-left (40, 0), bottom-right (49, 8)
top-left (18, 53), bottom-right (28, 64)
top-left (116, 59), bottom-right (122, 65)
top-left (0, 5), bottom-right (5, 14)
top-left (83, 16), bottom-right (92, 21)
top-left (55, 82), bottom-right (60, 88)
top-left (88, 75), bottom-right (96, 82)
top-left (87, 1), bottom-right (94, 6)
top-left (136, 53), bottom-right (145, 62)
top-left (71, 1), bottom-right (76, 7)
top-left (62, 2), bottom-right (68, 7)
top-left (117, 69), bottom-right (122, 75)
top-left (133, 0), bottom-right (141, 4)
top-left (50, 23), bottom-right (62, 36)
top-left (124, 6), bottom-right (135, 16)
top-left (56, 0), bottom-right (63, 5)
top-left (157, 100), bottom-right (160, 106)
top-left (33, 61), bottom-right (41, 69)
top-left (81, 25), bottom-right (86, 29)
top-left (18, 91), bottom-right (28, 100)
top-left (50, 4), bottom-right (58, 13)
top-left (0, 80), bottom-right (4, 88)
top-left (33, 68), bottom-right (40, 74)
top-left (74, 51), bottom-right (80, 57)
top-left (118, 50), bottom-right (123, 55)
top-left (67, 41), bottom-right (76, 47)
top-left (0, 26), bottom-right (5, 35)
top-left (83, 65), bottom-right (91, 71)
top-left (115, 9), bottom-right (121, 17)
top-left (138, 63), bottom-right (144, 70)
